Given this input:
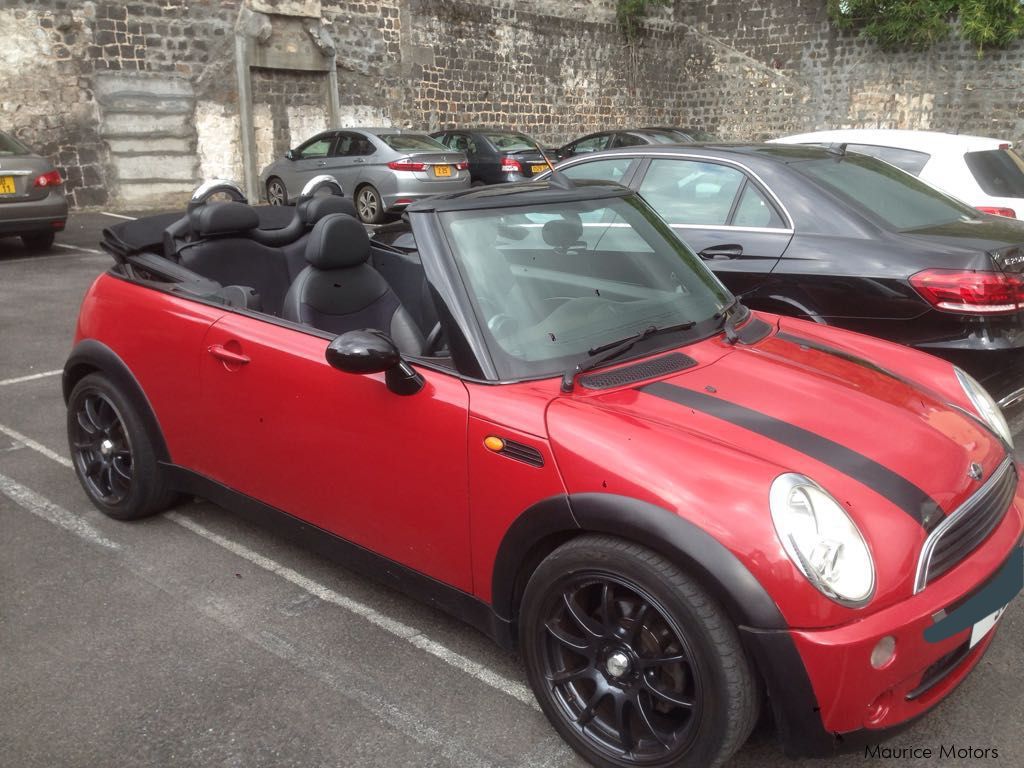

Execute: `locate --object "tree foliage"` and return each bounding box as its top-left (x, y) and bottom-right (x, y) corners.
top-left (827, 0), bottom-right (1024, 54)
top-left (616, 0), bottom-right (672, 40)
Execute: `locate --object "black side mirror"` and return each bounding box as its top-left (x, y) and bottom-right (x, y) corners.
top-left (325, 330), bottom-right (424, 396)
top-left (285, 149), bottom-right (296, 160)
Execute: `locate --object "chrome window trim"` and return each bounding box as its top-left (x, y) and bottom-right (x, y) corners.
top-left (556, 150), bottom-right (797, 232)
top-left (914, 455), bottom-right (1015, 593)
top-left (670, 223), bottom-right (794, 235)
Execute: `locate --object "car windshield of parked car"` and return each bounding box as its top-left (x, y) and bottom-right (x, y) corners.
top-left (483, 133), bottom-right (537, 152)
top-left (379, 134), bottom-right (446, 152)
top-left (0, 132), bottom-right (29, 155)
top-left (440, 195), bottom-right (731, 380)
top-left (964, 148), bottom-right (1024, 198)
top-left (794, 154), bottom-right (978, 230)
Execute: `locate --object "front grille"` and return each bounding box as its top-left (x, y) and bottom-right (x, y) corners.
top-left (915, 457), bottom-right (1016, 592)
top-left (580, 352), bottom-right (696, 390)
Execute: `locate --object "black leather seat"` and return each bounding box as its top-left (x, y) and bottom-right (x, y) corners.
top-left (282, 213), bottom-right (426, 355)
top-left (178, 202), bottom-right (293, 316)
top-left (278, 196), bottom-right (359, 280)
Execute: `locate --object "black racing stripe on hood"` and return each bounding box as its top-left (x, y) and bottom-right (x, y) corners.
top-left (640, 381), bottom-right (944, 532)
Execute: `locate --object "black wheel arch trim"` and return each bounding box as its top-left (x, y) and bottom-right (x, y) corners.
top-left (63, 339), bottom-right (171, 463)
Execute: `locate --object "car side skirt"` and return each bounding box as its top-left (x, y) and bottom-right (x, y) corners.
top-left (161, 464), bottom-right (515, 649)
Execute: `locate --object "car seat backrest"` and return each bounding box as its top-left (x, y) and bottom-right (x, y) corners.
top-left (282, 214), bottom-right (425, 355)
top-left (178, 202), bottom-right (292, 316)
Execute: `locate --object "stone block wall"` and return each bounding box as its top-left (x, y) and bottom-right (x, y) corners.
top-left (5, 0), bottom-right (1024, 210)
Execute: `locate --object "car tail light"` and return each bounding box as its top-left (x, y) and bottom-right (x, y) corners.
top-left (999, 143), bottom-right (1011, 150)
top-left (455, 160), bottom-right (469, 170)
top-left (387, 160), bottom-right (427, 172)
top-left (910, 269), bottom-right (1024, 314)
top-left (977, 206), bottom-right (1017, 218)
top-left (500, 157), bottom-right (522, 173)
top-left (33, 170), bottom-right (62, 187)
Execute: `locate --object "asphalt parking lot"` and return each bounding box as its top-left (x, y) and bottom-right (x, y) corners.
top-left (1, 214), bottom-right (1023, 768)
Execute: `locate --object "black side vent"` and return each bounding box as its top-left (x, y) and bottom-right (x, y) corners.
top-left (580, 353), bottom-right (696, 390)
top-left (500, 440), bottom-right (544, 468)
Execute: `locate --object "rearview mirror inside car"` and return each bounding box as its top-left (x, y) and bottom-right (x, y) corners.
top-left (326, 330), bottom-right (423, 396)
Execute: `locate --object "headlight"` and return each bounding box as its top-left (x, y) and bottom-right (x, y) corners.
top-left (954, 367), bottom-right (1014, 448)
top-left (770, 474), bottom-right (875, 607)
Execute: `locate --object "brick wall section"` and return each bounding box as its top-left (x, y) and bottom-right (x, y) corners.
top-left (6, 0), bottom-right (1024, 209)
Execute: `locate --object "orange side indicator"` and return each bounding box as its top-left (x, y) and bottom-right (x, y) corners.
top-left (484, 436), bottom-right (505, 452)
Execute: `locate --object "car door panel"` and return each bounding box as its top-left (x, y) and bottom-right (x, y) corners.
top-left (288, 134), bottom-right (338, 195)
top-left (197, 313), bottom-right (473, 591)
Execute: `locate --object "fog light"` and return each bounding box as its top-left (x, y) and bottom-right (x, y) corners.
top-left (870, 635), bottom-right (896, 669)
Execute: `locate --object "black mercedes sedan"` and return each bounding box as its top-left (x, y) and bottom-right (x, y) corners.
top-left (430, 129), bottom-right (553, 186)
top-left (554, 128), bottom-right (687, 161)
top-left (546, 144), bottom-right (1024, 410)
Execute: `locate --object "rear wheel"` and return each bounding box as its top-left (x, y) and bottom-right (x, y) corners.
top-left (266, 177), bottom-right (288, 206)
top-left (521, 535), bottom-right (759, 768)
top-left (21, 231), bottom-right (55, 252)
top-left (67, 373), bottom-right (177, 520)
top-left (355, 184), bottom-right (385, 224)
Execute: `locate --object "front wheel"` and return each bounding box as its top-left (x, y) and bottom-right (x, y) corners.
top-left (355, 184), bottom-right (385, 224)
top-left (67, 373), bottom-right (177, 520)
top-left (521, 535), bottom-right (759, 768)
top-left (266, 177), bottom-right (288, 206)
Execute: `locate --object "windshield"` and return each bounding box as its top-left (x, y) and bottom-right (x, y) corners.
top-left (440, 195), bottom-right (731, 380)
top-left (794, 153), bottom-right (979, 230)
top-left (379, 134), bottom-right (447, 152)
top-left (483, 133), bottom-right (537, 152)
top-left (0, 131), bottom-right (30, 155)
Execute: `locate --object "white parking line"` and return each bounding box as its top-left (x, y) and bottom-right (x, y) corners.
top-left (53, 243), bottom-right (104, 255)
top-left (100, 212), bottom-right (137, 220)
top-left (0, 471), bottom-right (121, 550)
top-left (0, 421), bottom-right (538, 710)
top-left (0, 369), bottom-right (63, 387)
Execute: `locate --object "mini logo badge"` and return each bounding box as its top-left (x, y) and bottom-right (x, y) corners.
top-left (969, 462), bottom-right (984, 481)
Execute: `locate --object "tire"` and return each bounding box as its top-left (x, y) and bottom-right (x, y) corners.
top-left (266, 177), bottom-right (288, 206)
top-left (355, 184), bottom-right (385, 224)
top-left (67, 373), bottom-right (177, 520)
top-left (21, 231), bottom-right (56, 252)
top-left (471, 180), bottom-right (486, 188)
top-left (520, 535), bottom-right (759, 768)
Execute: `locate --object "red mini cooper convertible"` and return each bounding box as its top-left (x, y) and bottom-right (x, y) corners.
top-left (66, 178), bottom-right (1023, 767)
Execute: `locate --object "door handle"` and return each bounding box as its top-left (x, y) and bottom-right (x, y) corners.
top-left (207, 344), bottom-right (251, 365)
top-left (354, 158), bottom-right (365, 163)
top-left (698, 244), bottom-right (744, 260)
top-left (317, 160), bottom-right (328, 167)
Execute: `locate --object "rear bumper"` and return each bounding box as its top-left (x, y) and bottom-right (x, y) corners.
top-left (383, 179), bottom-right (470, 210)
top-left (0, 190), bottom-right (69, 234)
top-left (749, 498), bottom-right (1023, 757)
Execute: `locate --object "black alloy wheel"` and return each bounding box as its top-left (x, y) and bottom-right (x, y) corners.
top-left (67, 373), bottom-right (177, 520)
top-left (522, 536), bottom-right (758, 768)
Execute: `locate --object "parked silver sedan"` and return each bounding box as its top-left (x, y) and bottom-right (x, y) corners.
top-left (259, 128), bottom-right (469, 223)
top-left (0, 130), bottom-right (68, 252)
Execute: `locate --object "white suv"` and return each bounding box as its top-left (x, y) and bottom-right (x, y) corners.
top-left (772, 129), bottom-right (1024, 218)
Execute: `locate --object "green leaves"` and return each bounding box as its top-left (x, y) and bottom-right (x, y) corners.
top-left (827, 0), bottom-right (1024, 54)
top-left (616, 0), bottom-right (672, 40)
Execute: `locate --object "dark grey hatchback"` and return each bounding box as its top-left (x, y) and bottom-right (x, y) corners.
top-left (0, 130), bottom-right (68, 252)
top-left (548, 144), bottom-right (1024, 411)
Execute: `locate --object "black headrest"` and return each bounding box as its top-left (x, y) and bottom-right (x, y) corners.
top-left (305, 213), bottom-right (370, 269)
top-left (194, 202), bottom-right (259, 238)
top-left (542, 218), bottom-right (583, 249)
top-left (299, 195), bottom-right (358, 226)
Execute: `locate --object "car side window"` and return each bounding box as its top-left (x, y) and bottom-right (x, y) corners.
top-left (571, 135), bottom-right (608, 154)
top-left (846, 144), bottom-right (930, 176)
top-left (731, 182), bottom-right (787, 228)
top-left (638, 159), bottom-right (745, 227)
top-left (449, 133), bottom-right (476, 154)
top-left (298, 136), bottom-right (333, 160)
top-left (611, 133), bottom-right (646, 149)
top-left (561, 157), bottom-right (635, 184)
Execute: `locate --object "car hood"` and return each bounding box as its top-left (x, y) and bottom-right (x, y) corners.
top-left (546, 322), bottom-right (1009, 623)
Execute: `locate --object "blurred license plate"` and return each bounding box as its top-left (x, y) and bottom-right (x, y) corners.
top-left (531, 164), bottom-right (547, 174)
top-left (433, 165), bottom-right (452, 177)
top-left (0, 176), bottom-right (15, 195)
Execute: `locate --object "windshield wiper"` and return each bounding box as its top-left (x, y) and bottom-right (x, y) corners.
top-left (714, 297), bottom-right (748, 344)
top-left (560, 321), bottom-right (695, 392)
